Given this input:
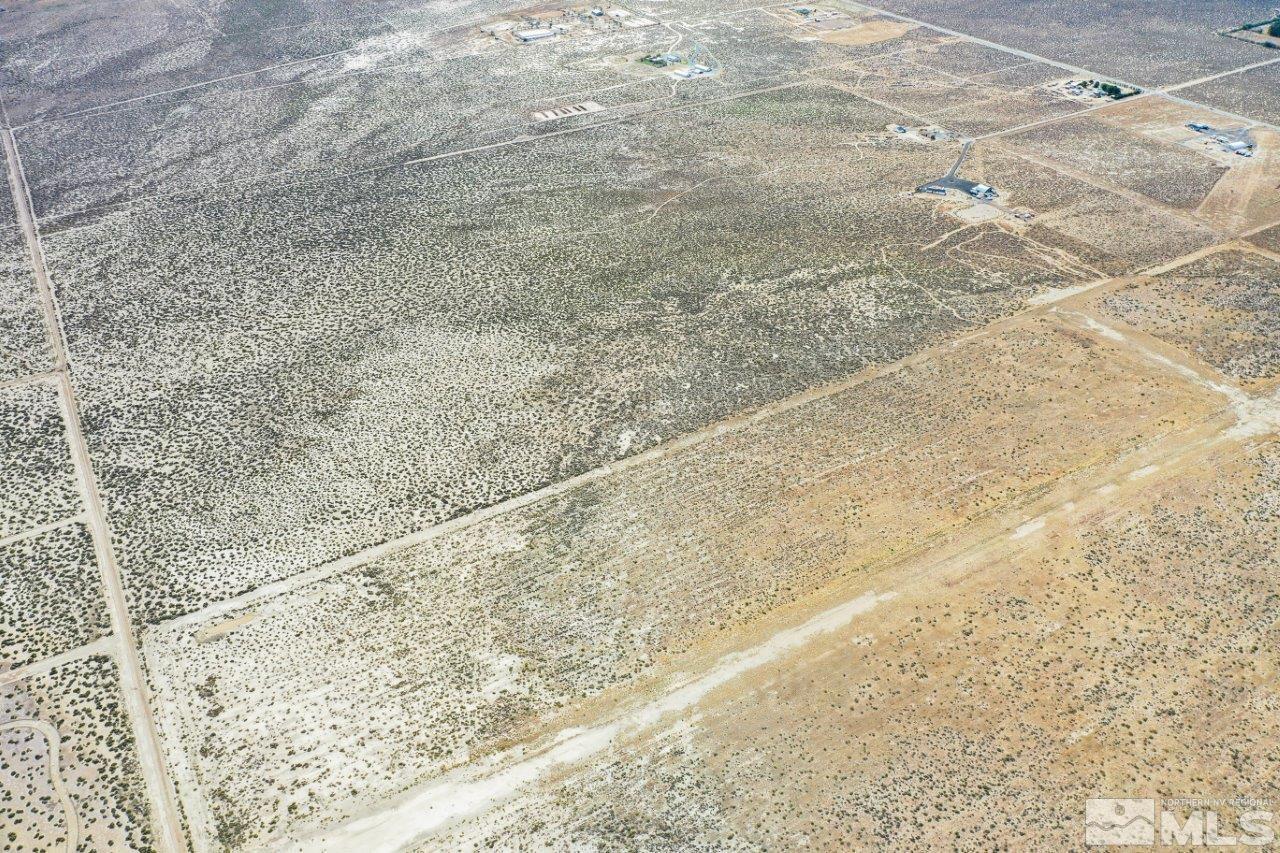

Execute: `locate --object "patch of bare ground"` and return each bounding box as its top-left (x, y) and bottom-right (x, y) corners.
top-left (434, 435), bottom-right (1280, 850)
top-left (1080, 96), bottom-right (1280, 235)
top-left (144, 303), bottom-right (1233, 849)
top-left (1089, 248), bottom-right (1280, 394)
top-left (1002, 106), bottom-right (1228, 212)
top-left (1, 655), bottom-right (155, 852)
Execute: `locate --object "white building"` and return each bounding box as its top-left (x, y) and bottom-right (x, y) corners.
top-left (514, 27), bottom-right (558, 42)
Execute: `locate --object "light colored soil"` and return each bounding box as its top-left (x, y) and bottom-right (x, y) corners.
top-left (815, 17), bottom-right (916, 46)
top-left (1091, 97), bottom-right (1280, 234)
top-left (144, 296), bottom-right (1246, 849)
top-left (433, 434), bottom-right (1280, 850)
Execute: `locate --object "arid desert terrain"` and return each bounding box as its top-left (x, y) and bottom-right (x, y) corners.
top-left (2, 0), bottom-right (1279, 848)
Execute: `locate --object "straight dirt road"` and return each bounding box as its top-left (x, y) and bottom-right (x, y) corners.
top-left (2, 104), bottom-right (188, 853)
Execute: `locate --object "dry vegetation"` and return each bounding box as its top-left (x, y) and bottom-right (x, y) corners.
top-left (862, 0), bottom-right (1269, 88)
top-left (1094, 248), bottom-right (1280, 393)
top-left (146, 305), bottom-right (1230, 847)
top-left (0, 227), bottom-right (50, 382)
top-left (0, 382), bottom-right (81, 540)
top-left (2, 0), bottom-right (1279, 849)
top-left (44, 77), bottom-right (1126, 626)
top-left (1007, 111), bottom-right (1229, 211)
top-left (1178, 62), bottom-right (1280, 129)
top-left (1253, 223), bottom-right (1280, 254)
top-left (1, 656), bottom-right (154, 852)
top-left (0, 524), bottom-right (109, 672)
top-left (434, 436), bottom-right (1280, 849)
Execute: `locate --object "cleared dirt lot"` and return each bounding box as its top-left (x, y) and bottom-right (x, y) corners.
top-left (145, 302), bottom-right (1233, 848)
top-left (1091, 247), bottom-right (1280, 394)
top-left (3, 0), bottom-right (1279, 847)
top-left (432, 435), bottom-right (1280, 849)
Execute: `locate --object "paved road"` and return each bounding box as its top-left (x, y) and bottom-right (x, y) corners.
top-left (917, 140), bottom-right (985, 195)
top-left (944, 139), bottom-right (972, 179)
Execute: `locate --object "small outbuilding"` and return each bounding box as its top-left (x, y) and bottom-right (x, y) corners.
top-left (514, 27), bottom-right (558, 42)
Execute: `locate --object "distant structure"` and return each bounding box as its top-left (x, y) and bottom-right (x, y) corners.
top-left (531, 101), bottom-right (605, 123)
top-left (642, 46), bottom-right (712, 77)
top-left (1186, 122), bottom-right (1256, 157)
top-left (513, 26), bottom-right (561, 42)
top-left (916, 138), bottom-right (998, 201)
top-left (673, 64), bottom-right (713, 79)
top-left (916, 178), bottom-right (998, 201)
top-left (1057, 78), bottom-right (1140, 101)
top-left (641, 52), bottom-right (679, 66)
